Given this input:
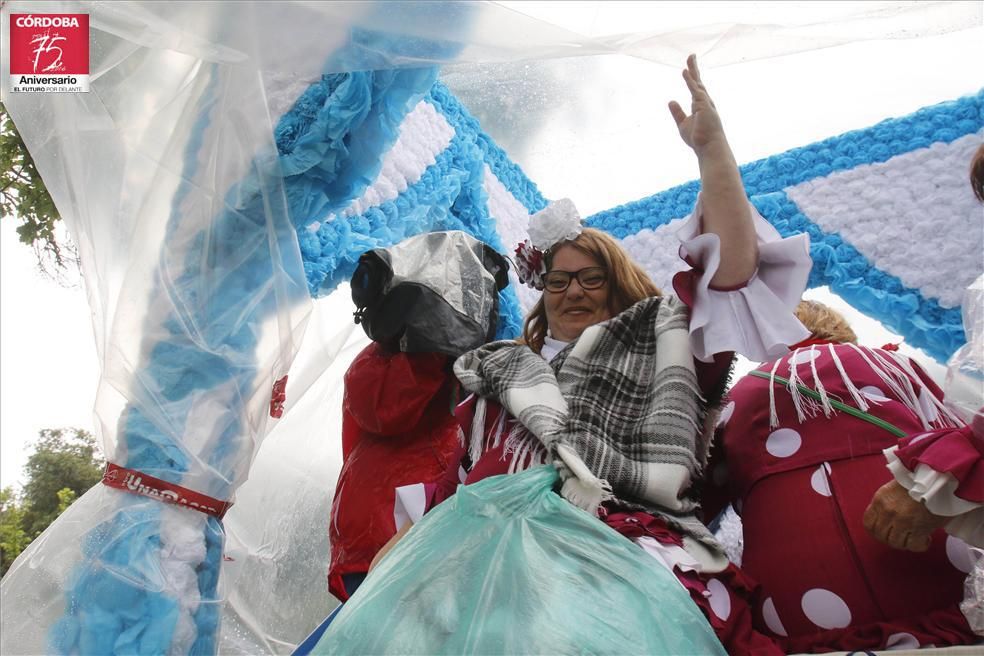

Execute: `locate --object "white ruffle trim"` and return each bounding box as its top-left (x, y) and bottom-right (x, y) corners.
top-left (635, 536), bottom-right (702, 582)
top-left (885, 446), bottom-right (984, 546)
top-left (393, 483), bottom-right (428, 531)
top-left (635, 535), bottom-right (730, 575)
top-left (540, 335), bottom-right (568, 363)
top-left (678, 197), bottom-right (812, 363)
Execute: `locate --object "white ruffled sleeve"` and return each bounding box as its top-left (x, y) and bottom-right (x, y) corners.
top-left (885, 446), bottom-right (984, 547)
top-left (676, 195), bottom-right (812, 363)
top-left (393, 483), bottom-right (428, 531)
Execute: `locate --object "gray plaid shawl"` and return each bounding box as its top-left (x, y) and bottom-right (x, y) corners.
top-left (454, 295), bottom-right (720, 547)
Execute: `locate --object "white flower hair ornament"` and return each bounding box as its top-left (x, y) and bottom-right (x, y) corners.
top-left (514, 198), bottom-right (584, 290)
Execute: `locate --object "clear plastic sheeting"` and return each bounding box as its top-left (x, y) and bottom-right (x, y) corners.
top-left (5, 2), bottom-right (976, 81)
top-left (501, 0), bottom-right (982, 67)
top-left (1, 1), bottom-right (315, 653)
top-left (964, 546), bottom-right (984, 636)
top-left (946, 275), bottom-right (984, 427)
top-left (949, 275), bottom-right (983, 637)
top-left (217, 290), bottom-right (369, 655)
top-left (380, 231), bottom-right (504, 345)
top-left (313, 466), bottom-right (727, 656)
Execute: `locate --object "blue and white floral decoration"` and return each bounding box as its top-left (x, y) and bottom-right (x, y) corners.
top-left (591, 91), bottom-right (983, 362)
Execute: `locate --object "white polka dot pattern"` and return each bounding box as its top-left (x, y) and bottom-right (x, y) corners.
top-left (789, 349), bottom-right (821, 366)
top-left (946, 535), bottom-right (974, 573)
top-left (885, 632), bottom-right (920, 650)
top-left (765, 428), bottom-right (802, 458)
top-left (801, 588), bottom-right (852, 630)
top-left (810, 463), bottom-right (833, 497)
top-left (762, 597), bottom-right (788, 637)
top-left (860, 385), bottom-right (891, 402)
top-left (706, 578), bottom-right (731, 621)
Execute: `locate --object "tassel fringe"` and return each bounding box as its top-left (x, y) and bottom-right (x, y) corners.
top-left (469, 397), bottom-right (488, 466)
top-left (768, 358), bottom-right (782, 429)
top-left (809, 346), bottom-right (834, 418)
top-left (555, 444), bottom-right (613, 516)
top-left (829, 344), bottom-right (870, 412)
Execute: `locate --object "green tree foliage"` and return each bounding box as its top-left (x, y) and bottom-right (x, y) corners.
top-left (1, 429), bottom-right (104, 577)
top-left (0, 487), bottom-right (29, 577)
top-left (0, 101), bottom-right (77, 277)
top-left (56, 487), bottom-right (78, 515)
top-left (19, 428), bottom-right (104, 540)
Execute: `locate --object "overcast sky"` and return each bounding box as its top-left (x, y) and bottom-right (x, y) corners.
top-left (1, 220), bottom-right (100, 489)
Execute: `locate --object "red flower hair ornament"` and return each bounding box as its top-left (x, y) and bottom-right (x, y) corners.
top-left (514, 199), bottom-right (583, 290)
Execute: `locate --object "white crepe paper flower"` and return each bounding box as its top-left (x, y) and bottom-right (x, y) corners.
top-left (528, 198), bottom-right (583, 252)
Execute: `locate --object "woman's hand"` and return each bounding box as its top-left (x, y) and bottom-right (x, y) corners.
top-left (668, 54), bottom-right (758, 288)
top-left (863, 480), bottom-right (947, 552)
top-left (668, 55), bottom-right (726, 156)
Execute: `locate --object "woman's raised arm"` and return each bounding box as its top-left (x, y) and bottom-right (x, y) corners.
top-left (669, 54), bottom-right (758, 288)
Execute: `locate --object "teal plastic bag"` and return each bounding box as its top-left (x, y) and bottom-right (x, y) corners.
top-left (313, 466), bottom-right (726, 655)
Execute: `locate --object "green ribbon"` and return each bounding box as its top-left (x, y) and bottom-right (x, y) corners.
top-left (748, 369), bottom-right (907, 438)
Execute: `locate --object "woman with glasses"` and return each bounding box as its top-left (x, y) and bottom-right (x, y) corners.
top-left (364, 55), bottom-right (813, 655)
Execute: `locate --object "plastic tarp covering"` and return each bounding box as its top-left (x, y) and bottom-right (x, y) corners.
top-left (313, 466), bottom-right (727, 656)
top-left (380, 232), bottom-right (501, 340)
top-left (1, 1), bottom-right (982, 654)
top-left (946, 275), bottom-right (984, 429)
top-left (357, 231), bottom-right (507, 355)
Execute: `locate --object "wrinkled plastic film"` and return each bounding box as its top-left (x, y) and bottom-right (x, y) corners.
top-left (2, 2), bottom-right (312, 654)
top-left (963, 547), bottom-right (984, 636)
top-left (73, 0), bottom-right (984, 74)
top-left (945, 275), bottom-right (984, 427)
top-left (218, 294), bottom-right (369, 654)
top-left (384, 231), bottom-right (499, 337)
top-left (314, 466), bottom-right (727, 655)
top-left (1, 2), bottom-right (981, 654)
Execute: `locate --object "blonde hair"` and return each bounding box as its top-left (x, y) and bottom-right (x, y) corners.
top-left (794, 300), bottom-right (857, 344)
top-left (522, 228), bottom-right (661, 353)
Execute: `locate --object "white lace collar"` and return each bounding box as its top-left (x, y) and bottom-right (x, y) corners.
top-left (541, 335), bottom-right (570, 362)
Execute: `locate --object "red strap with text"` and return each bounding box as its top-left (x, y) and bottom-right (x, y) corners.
top-left (102, 463), bottom-right (233, 519)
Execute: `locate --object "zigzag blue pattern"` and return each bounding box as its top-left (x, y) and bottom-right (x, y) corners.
top-left (428, 82), bottom-right (549, 214)
top-left (586, 91), bottom-right (984, 361)
top-left (296, 84), bottom-right (549, 339)
top-left (753, 191), bottom-right (965, 362)
top-left (590, 91), bottom-right (983, 237)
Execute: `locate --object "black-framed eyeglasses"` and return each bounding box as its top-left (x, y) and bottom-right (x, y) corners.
top-left (542, 266), bottom-right (608, 293)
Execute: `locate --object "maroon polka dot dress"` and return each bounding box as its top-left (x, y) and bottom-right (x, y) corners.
top-left (714, 341), bottom-right (979, 652)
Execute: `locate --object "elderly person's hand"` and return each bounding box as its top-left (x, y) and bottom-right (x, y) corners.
top-left (668, 54), bottom-right (726, 155)
top-left (863, 480), bottom-right (947, 552)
